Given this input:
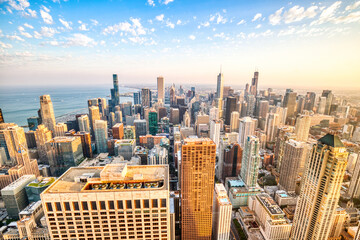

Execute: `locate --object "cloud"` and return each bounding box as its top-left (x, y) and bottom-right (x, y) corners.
top-left (189, 35), bottom-right (196, 40)
top-left (0, 41), bottom-right (13, 49)
top-left (18, 26), bottom-right (32, 38)
top-left (42, 5), bottom-right (50, 12)
top-left (59, 18), bottom-right (72, 29)
top-left (237, 19), bottom-right (246, 25)
top-left (166, 21), bottom-right (175, 29)
top-left (65, 33), bottom-right (97, 47)
top-left (256, 24), bottom-right (261, 29)
top-left (278, 27), bottom-right (296, 36)
top-left (155, 14), bottom-right (164, 21)
top-left (176, 20), bottom-right (181, 25)
top-left (23, 8), bottom-right (36, 18)
top-left (33, 31), bottom-right (42, 39)
top-left (252, 13), bottom-right (262, 21)
top-left (200, 22), bottom-right (210, 27)
top-left (311, 1), bottom-right (341, 25)
top-left (333, 11), bottom-right (360, 24)
top-left (161, 0), bottom-right (174, 5)
top-left (103, 18), bottom-right (147, 36)
top-left (40, 8), bottom-right (53, 24)
top-left (283, 5), bottom-right (318, 24)
top-left (346, 1), bottom-right (360, 11)
top-left (209, 13), bottom-right (227, 24)
top-left (78, 21), bottom-right (89, 31)
top-left (147, 0), bottom-right (155, 6)
top-left (40, 26), bottom-right (58, 37)
top-left (41, 40), bottom-right (59, 46)
top-left (24, 23), bottom-right (33, 29)
top-left (6, 0), bottom-right (30, 11)
top-left (6, 34), bottom-right (25, 41)
top-left (269, 7), bottom-right (284, 25)
top-left (90, 19), bottom-right (99, 26)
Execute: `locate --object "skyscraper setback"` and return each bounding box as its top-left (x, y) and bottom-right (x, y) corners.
top-left (250, 71), bottom-right (259, 96)
top-left (181, 138), bottom-right (216, 239)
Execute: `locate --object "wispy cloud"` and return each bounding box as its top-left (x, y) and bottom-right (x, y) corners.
top-left (189, 35), bottom-right (196, 40)
top-left (24, 23), bottom-right (33, 29)
top-left (346, 1), bottom-right (360, 11)
top-left (18, 25), bottom-right (32, 38)
top-left (155, 14), bottom-right (164, 21)
top-left (237, 19), bottom-right (246, 25)
top-left (161, 0), bottom-right (174, 5)
top-left (78, 21), bottom-right (89, 31)
top-left (311, 1), bottom-right (341, 25)
top-left (90, 19), bottom-right (99, 26)
top-left (59, 18), bottom-right (72, 30)
top-left (103, 18), bottom-right (147, 36)
top-left (147, 0), bottom-right (155, 7)
top-left (65, 33), bottom-right (97, 47)
top-left (40, 6), bottom-right (53, 24)
top-left (6, 34), bottom-right (25, 42)
top-left (252, 13), bottom-right (262, 22)
top-left (40, 26), bottom-right (58, 37)
top-left (0, 41), bottom-right (13, 49)
top-left (269, 8), bottom-right (284, 25)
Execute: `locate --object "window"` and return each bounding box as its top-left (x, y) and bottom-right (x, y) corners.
top-left (82, 202), bottom-right (88, 211)
top-left (126, 200), bottom-right (132, 209)
top-left (55, 202), bottom-right (62, 211)
top-left (91, 201), bottom-right (97, 210)
top-left (64, 202), bottom-right (71, 211)
top-left (135, 200), bottom-right (141, 209)
top-left (46, 203), bottom-right (53, 212)
top-left (143, 200), bottom-right (149, 208)
top-left (161, 199), bottom-right (166, 208)
top-left (100, 201), bottom-right (106, 210)
top-left (73, 202), bottom-right (79, 211)
top-left (117, 200), bottom-right (123, 209)
top-left (152, 199), bottom-right (158, 208)
top-left (108, 201), bottom-right (115, 209)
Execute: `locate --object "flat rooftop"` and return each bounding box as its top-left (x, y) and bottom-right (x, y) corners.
top-left (257, 193), bottom-right (284, 216)
top-left (43, 164), bottom-right (168, 194)
top-left (1, 175), bottom-right (36, 192)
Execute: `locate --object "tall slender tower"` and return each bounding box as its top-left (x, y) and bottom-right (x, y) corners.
top-left (39, 95), bottom-right (56, 134)
top-left (294, 114), bottom-right (311, 142)
top-left (238, 117), bottom-right (256, 147)
top-left (110, 74), bottom-right (120, 112)
top-left (348, 152), bottom-right (360, 198)
top-left (216, 71), bottom-right (224, 99)
top-left (240, 136), bottom-right (260, 188)
top-left (291, 134), bottom-right (348, 240)
top-left (250, 71), bottom-right (259, 96)
top-left (181, 138), bottom-right (216, 239)
top-left (225, 96), bottom-right (237, 125)
top-left (157, 76), bottom-right (165, 104)
top-left (264, 113), bottom-right (280, 142)
top-left (94, 120), bottom-right (108, 153)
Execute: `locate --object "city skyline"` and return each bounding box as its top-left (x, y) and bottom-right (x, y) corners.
top-left (0, 0), bottom-right (360, 89)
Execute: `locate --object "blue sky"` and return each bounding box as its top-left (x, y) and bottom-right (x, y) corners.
top-left (0, 0), bottom-right (360, 89)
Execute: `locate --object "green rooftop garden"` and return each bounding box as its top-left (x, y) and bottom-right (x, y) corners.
top-left (28, 177), bottom-right (55, 188)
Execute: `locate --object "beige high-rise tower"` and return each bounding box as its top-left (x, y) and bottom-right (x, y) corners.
top-left (291, 134), bottom-right (348, 240)
top-left (40, 95), bottom-right (56, 134)
top-left (157, 76), bottom-right (165, 104)
top-left (181, 138), bottom-right (216, 240)
top-left (294, 114), bottom-right (311, 142)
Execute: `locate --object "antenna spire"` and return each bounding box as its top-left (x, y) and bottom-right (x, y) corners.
top-left (220, 64), bottom-right (222, 74)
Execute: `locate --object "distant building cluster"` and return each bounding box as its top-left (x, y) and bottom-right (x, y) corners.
top-left (0, 71), bottom-right (359, 240)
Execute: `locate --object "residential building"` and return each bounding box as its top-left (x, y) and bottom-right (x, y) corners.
top-left (212, 184), bottom-right (232, 240)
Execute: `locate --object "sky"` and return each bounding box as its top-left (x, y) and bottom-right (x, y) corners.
top-left (0, 0), bottom-right (360, 90)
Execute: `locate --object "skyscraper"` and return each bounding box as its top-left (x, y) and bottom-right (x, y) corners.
top-left (291, 134), bottom-right (348, 240)
top-left (265, 113), bottom-right (280, 142)
top-left (54, 122), bottom-right (68, 137)
top-left (181, 138), bottom-right (216, 239)
top-left (210, 120), bottom-right (221, 147)
top-left (34, 124), bottom-right (52, 163)
top-left (238, 117), bottom-right (256, 147)
top-left (133, 91), bottom-right (141, 105)
top-left (39, 95), bottom-right (56, 134)
top-left (0, 108), bottom-right (4, 123)
top-left (88, 106), bottom-right (100, 136)
top-left (322, 90), bottom-right (333, 115)
top-left (348, 153), bottom-right (360, 198)
top-left (294, 114), bottom-right (311, 142)
top-left (41, 164), bottom-right (171, 240)
top-left (78, 115), bottom-right (90, 132)
top-left (222, 143), bottom-right (242, 181)
top-left (216, 71), bottom-right (224, 99)
top-left (304, 92), bottom-right (316, 111)
top-left (141, 88), bottom-right (152, 108)
top-left (249, 71), bottom-right (259, 96)
top-left (149, 110), bottom-right (158, 135)
top-left (279, 140), bottom-right (308, 192)
top-left (258, 100), bottom-right (269, 119)
top-left (283, 89), bottom-right (297, 121)
top-left (110, 74), bottom-right (120, 112)
top-left (157, 76), bottom-right (165, 103)
top-left (224, 96), bottom-right (237, 125)
top-left (94, 120), bottom-right (108, 153)
top-left (240, 136), bottom-right (260, 188)
top-left (112, 123), bottom-right (124, 140)
top-left (170, 84), bottom-right (176, 106)
top-left (134, 119), bottom-right (147, 143)
top-left (230, 111), bottom-right (240, 132)
top-left (212, 184), bottom-right (232, 240)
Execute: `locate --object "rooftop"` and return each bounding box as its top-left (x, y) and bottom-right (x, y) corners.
top-left (1, 175), bottom-right (36, 192)
top-left (318, 133), bottom-right (344, 148)
top-left (257, 193), bottom-right (284, 216)
top-left (43, 164), bottom-right (168, 194)
top-left (27, 177), bottom-right (55, 188)
top-left (19, 201), bottom-right (42, 216)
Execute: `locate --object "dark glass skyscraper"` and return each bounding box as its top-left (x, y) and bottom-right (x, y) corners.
top-left (110, 74), bottom-right (120, 112)
top-left (225, 96), bottom-right (237, 125)
top-left (149, 111), bottom-right (158, 135)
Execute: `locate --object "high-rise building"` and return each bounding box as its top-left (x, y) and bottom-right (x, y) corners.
top-left (148, 145), bottom-right (168, 165)
top-left (225, 96), bottom-right (237, 125)
top-left (88, 106), bottom-right (100, 136)
top-left (74, 131), bottom-right (93, 158)
top-left (149, 110), bottom-right (158, 136)
top-left (41, 164), bottom-right (171, 240)
top-left (170, 84), bottom-right (176, 106)
top-left (230, 111), bottom-right (240, 132)
top-left (39, 95), bottom-right (56, 134)
top-left (240, 136), bottom-right (260, 188)
top-left (78, 114), bottom-right (90, 132)
top-left (249, 71), bottom-right (259, 96)
top-left (322, 90), bottom-right (333, 115)
top-left (134, 119), bottom-right (147, 143)
top-left (114, 139), bottom-right (136, 160)
top-left (112, 123), bottom-right (124, 140)
top-left (209, 107), bottom-right (219, 121)
top-left (210, 120), bottom-right (221, 147)
top-left (157, 76), bottom-right (165, 103)
top-left (265, 113), bottom-right (280, 143)
top-left (133, 91), bottom-right (141, 105)
top-left (34, 124), bottom-right (52, 163)
top-left (317, 96), bottom-right (326, 114)
top-left (348, 152), bottom-right (360, 198)
top-left (0, 123), bottom-right (28, 165)
top-left (279, 140), bottom-right (308, 192)
top-left (110, 74), bottom-right (120, 112)
top-left (216, 71), bottom-right (224, 99)
top-left (212, 184), bottom-right (232, 240)
top-left (258, 100), bottom-right (269, 119)
top-left (245, 94), bottom-right (256, 117)
top-left (141, 88), bottom-right (152, 108)
top-left (291, 134), bottom-right (348, 240)
top-left (54, 122), bottom-right (68, 137)
top-left (46, 136), bottom-right (84, 176)
top-left (27, 116), bottom-right (40, 131)
top-left (304, 92), bottom-right (316, 111)
top-left (222, 143), bottom-right (242, 182)
top-left (283, 90), bottom-right (297, 120)
top-left (238, 117), bottom-right (256, 147)
top-left (1, 174), bottom-right (36, 219)
top-left (328, 207), bottom-right (347, 239)
top-left (94, 120), bottom-right (108, 153)
top-left (170, 108), bottom-right (180, 124)
top-left (0, 108), bottom-right (4, 123)
top-left (181, 138), bottom-right (216, 239)
top-left (294, 114), bottom-right (311, 142)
